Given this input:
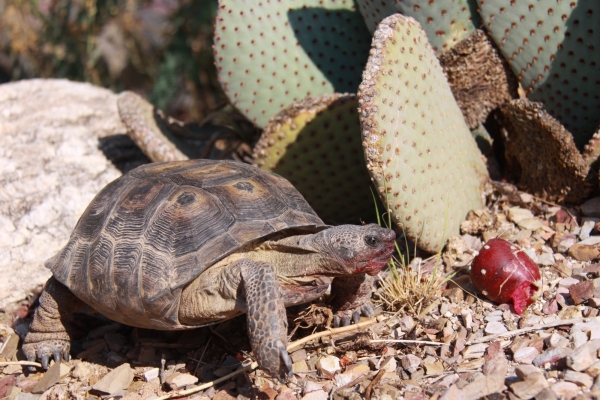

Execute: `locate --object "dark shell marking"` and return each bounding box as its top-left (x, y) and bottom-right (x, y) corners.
top-left (47, 160), bottom-right (326, 329)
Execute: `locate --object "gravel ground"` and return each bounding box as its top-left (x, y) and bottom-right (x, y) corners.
top-left (1, 182), bottom-right (600, 400)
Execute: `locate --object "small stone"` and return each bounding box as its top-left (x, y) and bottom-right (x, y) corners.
top-left (382, 357), bottom-right (397, 373)
top-left (567, 339), bottom-right (600, 371)
top-left (569, 280), bottom-right (596, 305)
top-left (559, 277), bottom-right (581, 287)
top-left (32, 362), bottom-right (61, 394)
top-left (14, 394), bottom-right (41, 400)
top-left (542, 299), bottom-right (559, 315)
top-left (333, 364), bottom-right (370, 387)
top-left (0, 335), bottom-right (19, 360)
top-left (586, 360), bottom-right (600, 377)
top-left (401, 354), bottom-right (421, 373)
top-left (572, 331), bottom-right (589, 348)
top-left (534, 388), bottom-right (558, 400)
top-left (59, 363), bottom-right (71, 379)
top-left (581, 197), bottom-right (600, 218)
top-left (589, 298), bottom-right (600, 307)
top-left (423, 361), bottom-right (445, 375)
top-left (290, 349), bottom-right (307, 363)
top-left (518, 218), bottom-right (543, 231)
top-left (301, 390), bottom-right (328, 400)
top-left (316, 356), bottom-right (341, 378)
top-left (485, 321), bottom-right (508, 335)
top-left (563, 370), bottom-right (593, 388)
top-left (71, 362), bottom-right (92, 380)
top-left (143, 368), bottom-right (160, 382)
top-left (507, 207), bottom-right (534, 223)
top-left (550, 381), bottom-right (579, 399)
top-left (533, 347), bottom-right (574, 367)
top-left (292, 360), bottom-right (310, 373)
top-left (580, 220), bottom-right (597, 240)
top-left (303, 381), bottom-right (325, 395)
top-left (510, 365), bottom-right (548, 399)
top-left (165, 373), bottom-right (198, 390)
top-left (555, 234), bottom-right (578, 253)
top-left (568, 243), bottom-right (600, 262)
top-left (399, 315), bottom-right (415, 332)
top-left (91, 363), bottom-right (134, 395)
top-left (513, 347), bottom-right (540, 364)
top-left (537, 253), bottom-right (555, 266)
top-left (3, 364), bottom-right (22, 375)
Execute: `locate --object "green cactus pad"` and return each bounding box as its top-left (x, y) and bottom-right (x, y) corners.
top-left (359, 15), bottom-right (489, 253)
top-left (253, 94), bottom-right (375, 223)
top-left (355, 0), bottom-right (397, 33)
top-left (214, 0), bottom-right (371, 128)
top-left (478, 0), bottom-right (600, 146)
top-left (117, 91), bottom-right (189, 162)
top-left (438, 29), bottom-right (518, 129)
top-left (502, 99), bottom-right (593, 203)
top-left (395, 0), bottom-right (481, 54)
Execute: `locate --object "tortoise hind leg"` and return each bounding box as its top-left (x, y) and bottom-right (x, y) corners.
top-left (239, 260), bottom-right (292, 383)
top-left (23, 277), bottom-right (86, 369)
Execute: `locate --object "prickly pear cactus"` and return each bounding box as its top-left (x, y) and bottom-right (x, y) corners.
top-left (355, 0), bottom-right (397, 33)
top-left (502, 99), bottom-right (594, 203)
top-left (438, 29), bottom-right (518, 129)
top-left (253, 94), bottom-right (374, 223)
top-left (359, 15), bottom-right (489, 253)
top-left (478, 0), bottom-right (600, 146)
top-left (117, 91), bottom-right (189, 162)
top-left (214, 0), bottom-right (371, 128)
top-left (395, 0), bottom-right (481, 54)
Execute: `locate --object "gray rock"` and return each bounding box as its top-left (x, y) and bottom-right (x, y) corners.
top-left (567, 339), bottom-right (600, 371)
top-left (510, 365), bottom-right (548, 399)
top-left (0, 79), bottom-right (125, 308)
top-left (91, 363), bottom-right (134, 395)
top-left (31, 362), bottom-right (61, 394)
top-left (563, 370), bottom-right (593, 388)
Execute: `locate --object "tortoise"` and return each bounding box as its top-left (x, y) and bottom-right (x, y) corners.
top-left (23, 159), bottom-right (395, 381)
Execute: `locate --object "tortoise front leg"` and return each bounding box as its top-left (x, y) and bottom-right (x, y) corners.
top-left (237, 260), bottom-right (292, 382)
top-left (330, 274), bottom-right (376, 327)
top-left (23, 277), bottom-right (86, 369)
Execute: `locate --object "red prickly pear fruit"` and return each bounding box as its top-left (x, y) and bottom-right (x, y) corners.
top-left (470, 238), bottom-right (541, 314)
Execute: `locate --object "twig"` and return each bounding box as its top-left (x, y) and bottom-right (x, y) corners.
top-left (156, 318), bottom-right (381, 400)
top-left (154, 361), bottom-right (259, 400)
top-left (0, 361), bottom-right (42, 367)
top-left (466, 317), bottom-right (600, 345)
top-left (365, 369), bottom-right (385, 400)
top-left (370, 339), bottom-right (444, 346)
top-left (287, 317), bottom-right (380, 351)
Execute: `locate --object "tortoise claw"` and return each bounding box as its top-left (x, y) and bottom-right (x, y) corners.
top-left (53, 350), bottom-right (61, 364)
top-left (341, 315), bottom-right (351, 327)
top-left (352, 310), bottom-right (361, 324)
top-left (333, 316), bottom-right (341, 328)
top-left (361, 302), bottom-right (375, 318)
top-left (27, 356), bottom-right (37, 372)
top-left (41, 354), bottom-right (49, 370)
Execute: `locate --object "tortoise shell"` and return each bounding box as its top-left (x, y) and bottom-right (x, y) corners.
top-left (47, 160), bottom-right (327, 329)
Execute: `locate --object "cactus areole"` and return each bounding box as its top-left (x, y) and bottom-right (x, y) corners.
top-left (470, 238), bottom-right (541, 314)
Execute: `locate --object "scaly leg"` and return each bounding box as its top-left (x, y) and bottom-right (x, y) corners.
top-left (330, 274), bottom-right (376, 327)
top-left (239, 260), bottom-right (292, 382)
top-left (23, 277), bottom-right (86, 368)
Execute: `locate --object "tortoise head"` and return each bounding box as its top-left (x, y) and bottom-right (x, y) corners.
top-left (314, 224), bottom-right (396, 276)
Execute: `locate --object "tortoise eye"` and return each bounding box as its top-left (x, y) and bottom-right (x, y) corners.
top-left (364, 235), bottom-right (380, 247)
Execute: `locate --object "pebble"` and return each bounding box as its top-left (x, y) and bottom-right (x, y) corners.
top-left (32, 362), bottom-right (61, 394)
top-left (579, 220), bottom-right (597, 240)
top-left (537, 252), bottom-right (555, 266)
top-left (568, 243), bottom-right (600, 262)
top-left (143, 368), bottom-right (160, 382)
top-left (567, 339), bottom-right (600, 371)
top-left (290, 349), bottom-right (308, 363)
top-left (563, 370), bottom-right (594, 388)
top-left (513, 347), bottom-right (541, 364)
top-left (571, 331), bottom-right (589, 349)
top-left (165, 373), bottom-right (198, 390)
top-left (533, 388), bottom-right (558, 400)
top-left (507, 207), bottom-right (534, 223)
top-left (518, 218), bottom-right (543, 231)
top-left (91, 363), bottom-right (134, 395)
top-left (558, 277), bottom-right (580, 287)
top-left (401, 354), bottom-right (421, 373)
top-left (555, 234), bottom-right (578, 253)
top-left (71, 362), bottom-right (92, 380)
top-left (533, 348), bottom-right (574, 367)
top-left (316, 356), bottom-right (340, 378)
top-left (581, 197), bottom-right (600, 217)
top-left (14, 394), bottom-right (41, 400)
top-left (587, 360), bottom-right (600, 377)
top-left (0, 334), bottom-right (19, 360)
top-left (301, 390), bottom-right (328, 400)
top-left (398, 315), bottom-right (415, 332)
top-left (550, 381), bottom-right (579, 398)
top-left (303, 381), bottom-right (326, 395)
top-left (333, 364), bottom-right (370, 387)
top-left (510, 365), bottom-right (548, 399)
top-left (485, 321), bottom-right (508, 335)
